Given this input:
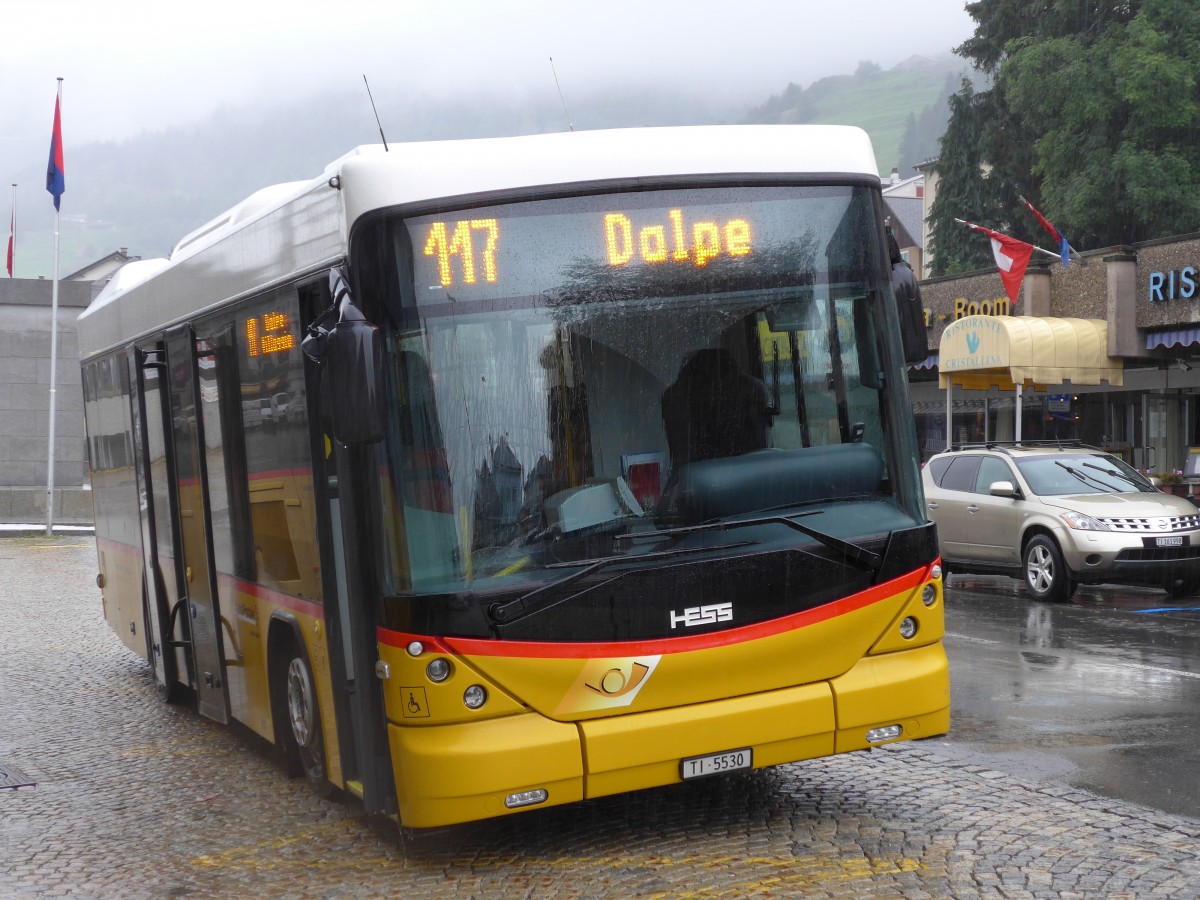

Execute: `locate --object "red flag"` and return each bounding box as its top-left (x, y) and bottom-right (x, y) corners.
top-left (5, 205), bottom-right (12, 278)
top-left (46, 91), bottom-right (65, 211)
top-left (961, 221), bottom-right (1034, 306)
top-left (1020, 195), bottom-right (1070, 266)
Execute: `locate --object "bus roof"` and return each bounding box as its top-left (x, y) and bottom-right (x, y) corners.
top-left (78, 125), bottom-right (879, 359)
top-left (331, 124), bottom-right (878, 224)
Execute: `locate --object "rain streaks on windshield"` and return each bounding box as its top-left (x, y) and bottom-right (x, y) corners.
top-left (370, 185), bottom-right (908, 596)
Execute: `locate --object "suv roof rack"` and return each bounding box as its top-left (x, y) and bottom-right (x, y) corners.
top-left (947, 439), bottom-right (1104, 455)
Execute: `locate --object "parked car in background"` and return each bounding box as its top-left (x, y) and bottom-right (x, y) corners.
top-left (922, 442), bottom-right (1200, 602)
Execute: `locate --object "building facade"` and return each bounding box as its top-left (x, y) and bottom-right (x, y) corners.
top-left (0, 277), bottom-right (94, 523)
top-left (912, 231), bottom-right (1200, 485)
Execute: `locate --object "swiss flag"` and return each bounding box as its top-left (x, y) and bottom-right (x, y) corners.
top-left (963, 221), bottom-right (1035, 307)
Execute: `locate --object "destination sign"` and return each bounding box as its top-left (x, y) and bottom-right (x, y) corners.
top-left (406, 185), bottom-right (866, 306)
top-left (245, 311), bottom-right (295, 357)
top-left (419, 207), bottom-right (756, 290)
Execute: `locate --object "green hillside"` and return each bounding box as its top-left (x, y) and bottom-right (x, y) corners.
top-left (744, 56), bottom-right (968, 177)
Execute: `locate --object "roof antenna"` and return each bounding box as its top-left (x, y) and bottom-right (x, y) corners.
top-left (363, 74), bottom-right (389, 151)
top-left (549, 57), bottom-right (574, 132)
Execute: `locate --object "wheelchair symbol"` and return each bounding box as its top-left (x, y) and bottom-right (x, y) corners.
top-left (400, 686), bottom-right (429, 718)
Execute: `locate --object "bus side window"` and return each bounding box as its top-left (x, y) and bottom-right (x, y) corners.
top-left (237, 290), bottom-right (324, 600)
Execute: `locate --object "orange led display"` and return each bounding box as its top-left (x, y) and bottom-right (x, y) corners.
top-left (423, 218), bottom-right (500, 287)
top-left (245, 311), bottom-right (295, 357)
top-left (604, 210), bottom-right (753, 268)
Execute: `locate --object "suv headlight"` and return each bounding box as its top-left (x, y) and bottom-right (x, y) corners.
top-left (1060, 511), bottom-right (1110, 531)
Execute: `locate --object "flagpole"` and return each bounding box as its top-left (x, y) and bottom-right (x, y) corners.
top-left (953, 218), bottom-right (1063, 262)
top-left (46, 78), bottom-right (62, 536)
top-left (8, 184), bottom-right (15, 278)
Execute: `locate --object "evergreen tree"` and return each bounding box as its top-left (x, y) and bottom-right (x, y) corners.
top-left (927, 81), bottom-right (995, 276)
top-left (931, 0), bottom-right (1200, 274)
top-left (897, 74), bottom-right (958, 176)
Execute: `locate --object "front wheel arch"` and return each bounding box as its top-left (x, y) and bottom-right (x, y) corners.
top-left (268, 616), bottom-right (336, 798)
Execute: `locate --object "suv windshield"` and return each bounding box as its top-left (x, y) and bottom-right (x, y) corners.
top-left (358, 184), bottom-right (920, 598)
top-left (1016, 454), bottom-right (1158, 496)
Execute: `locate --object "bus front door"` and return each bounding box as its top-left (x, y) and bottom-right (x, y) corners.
top-left (132, 329), bottom-right (231, 724)
top-left (128, 346), bottom-right (178, 699)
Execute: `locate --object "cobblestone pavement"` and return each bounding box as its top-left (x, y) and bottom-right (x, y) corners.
top-left (4, 536), bottom-right (1200, 898)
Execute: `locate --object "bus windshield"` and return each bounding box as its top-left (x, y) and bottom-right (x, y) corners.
top-left (363, 184), bottom-right (917, 600)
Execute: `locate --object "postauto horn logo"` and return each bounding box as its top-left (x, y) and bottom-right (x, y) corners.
top-left (554, 656), bottom-right (661, 715)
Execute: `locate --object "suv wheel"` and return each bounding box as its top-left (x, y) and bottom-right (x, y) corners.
top-left (1167, 576), bottom-right (1200, 600)
top-left (1023, 535), bottom-right (1076, 603)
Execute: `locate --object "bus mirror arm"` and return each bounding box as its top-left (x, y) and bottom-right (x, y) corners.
top-left (306, 267), bottom-right (385, 445)
top-left (301, 268), bottom-right (351, 365)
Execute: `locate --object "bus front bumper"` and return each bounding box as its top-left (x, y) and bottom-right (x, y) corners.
top-left (386, 642), bottom-right (949, 828)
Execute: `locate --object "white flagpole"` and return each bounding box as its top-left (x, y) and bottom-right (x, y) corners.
top-left (46, 78), bottom-right (62, 536)
top-left (9, 183), bottom-right (15, 278)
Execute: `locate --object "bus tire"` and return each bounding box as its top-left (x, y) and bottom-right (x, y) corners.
top-left (272, 632), bottom-right (336, 798)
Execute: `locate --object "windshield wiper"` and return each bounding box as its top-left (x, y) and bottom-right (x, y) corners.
top-left (1054, 460), bottom-right (1119, 492)
top-left (615, 510), bottom-right (881, 572)
top-left (490, 512), bottom-right (881, 626)
top-left (1081, 461), bottom-right (1147, 489)
top-left (489, 541), bottom-right (757, 624)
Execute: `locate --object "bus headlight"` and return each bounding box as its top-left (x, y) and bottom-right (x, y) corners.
top-left (921, 584), bottom-right (937, 607)
top-left (899, 617), bottom-right (918, 639)
top-left (463, 685), bottom-right (488, 709)
top-left (426, 658), bottom-right (451, 682)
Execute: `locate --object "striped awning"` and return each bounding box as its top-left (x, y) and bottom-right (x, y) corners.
top-left (908, 351), bottom-right (939, 371)
top-left (1146, 327), bottom-right (1200, 350)
top-left (938, 315), bottom-right (1123, 390)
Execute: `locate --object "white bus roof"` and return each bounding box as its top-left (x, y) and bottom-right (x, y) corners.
top-left (332, 124), bottom-right (878, 225)
top-left (79, 125), bottom-right (879, 359)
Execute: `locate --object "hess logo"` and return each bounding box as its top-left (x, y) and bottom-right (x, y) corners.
top-left (670, 602), bottom-right (733, 629)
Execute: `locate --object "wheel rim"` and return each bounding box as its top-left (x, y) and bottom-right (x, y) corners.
top-left (286, 657), bottom-right (315, 749)
top-left (1027, 545), bottom-right (1054, 594)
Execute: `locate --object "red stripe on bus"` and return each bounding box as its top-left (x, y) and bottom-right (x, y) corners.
top-left (216, 573), bottom-right (325, 619)
top-left (94, 535), bottom-right (323, 620)
top-left (377, 564), bottom-right (931, 659)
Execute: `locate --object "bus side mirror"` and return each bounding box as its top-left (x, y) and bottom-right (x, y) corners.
top-left (887, 229), bottom-right (928, 365)
top-left (892, 263), bottom-right (929, 365)
top-left (303, 268), bottom-right (385, 445)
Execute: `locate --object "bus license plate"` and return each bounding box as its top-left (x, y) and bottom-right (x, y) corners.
top-left (1157, 536), bottom-right (1184, 547)
top-left (680, 748), bottom-right (752, 780)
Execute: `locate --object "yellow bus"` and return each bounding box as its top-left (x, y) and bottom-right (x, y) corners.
top-left (78, 125), bottom-right (948, 828)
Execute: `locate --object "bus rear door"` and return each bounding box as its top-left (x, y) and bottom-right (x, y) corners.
top-left (131, 327), bottom-right (231, 724)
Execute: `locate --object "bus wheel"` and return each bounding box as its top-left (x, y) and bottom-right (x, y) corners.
top-left (280, 643), bottom-right (336, 798)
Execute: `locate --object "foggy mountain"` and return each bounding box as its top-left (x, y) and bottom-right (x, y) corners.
top-left (8, 55), bottom-right (965, 278)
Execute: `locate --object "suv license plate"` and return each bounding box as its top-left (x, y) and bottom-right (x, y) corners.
top-left (1157, 536), bottom-right (1184, 547)
top-left (681, 748), bottom-right (752, 780)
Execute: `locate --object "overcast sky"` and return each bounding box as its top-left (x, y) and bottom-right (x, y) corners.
top-left (2, 0), bottom-right (974, 174)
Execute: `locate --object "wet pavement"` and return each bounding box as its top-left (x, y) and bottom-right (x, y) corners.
top-left (5, 536), bottom-right (1200, 897)
top-left (934, 573), bottom-right (1200, 819)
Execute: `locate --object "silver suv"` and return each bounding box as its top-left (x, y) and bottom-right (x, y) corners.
top-left (922, 442), bottom-right (1200, 602)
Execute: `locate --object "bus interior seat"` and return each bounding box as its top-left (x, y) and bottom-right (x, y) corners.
top-left (657, 443), bottom-right (885, 524)
top-left (661, 348), bottom-right (774, 469)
